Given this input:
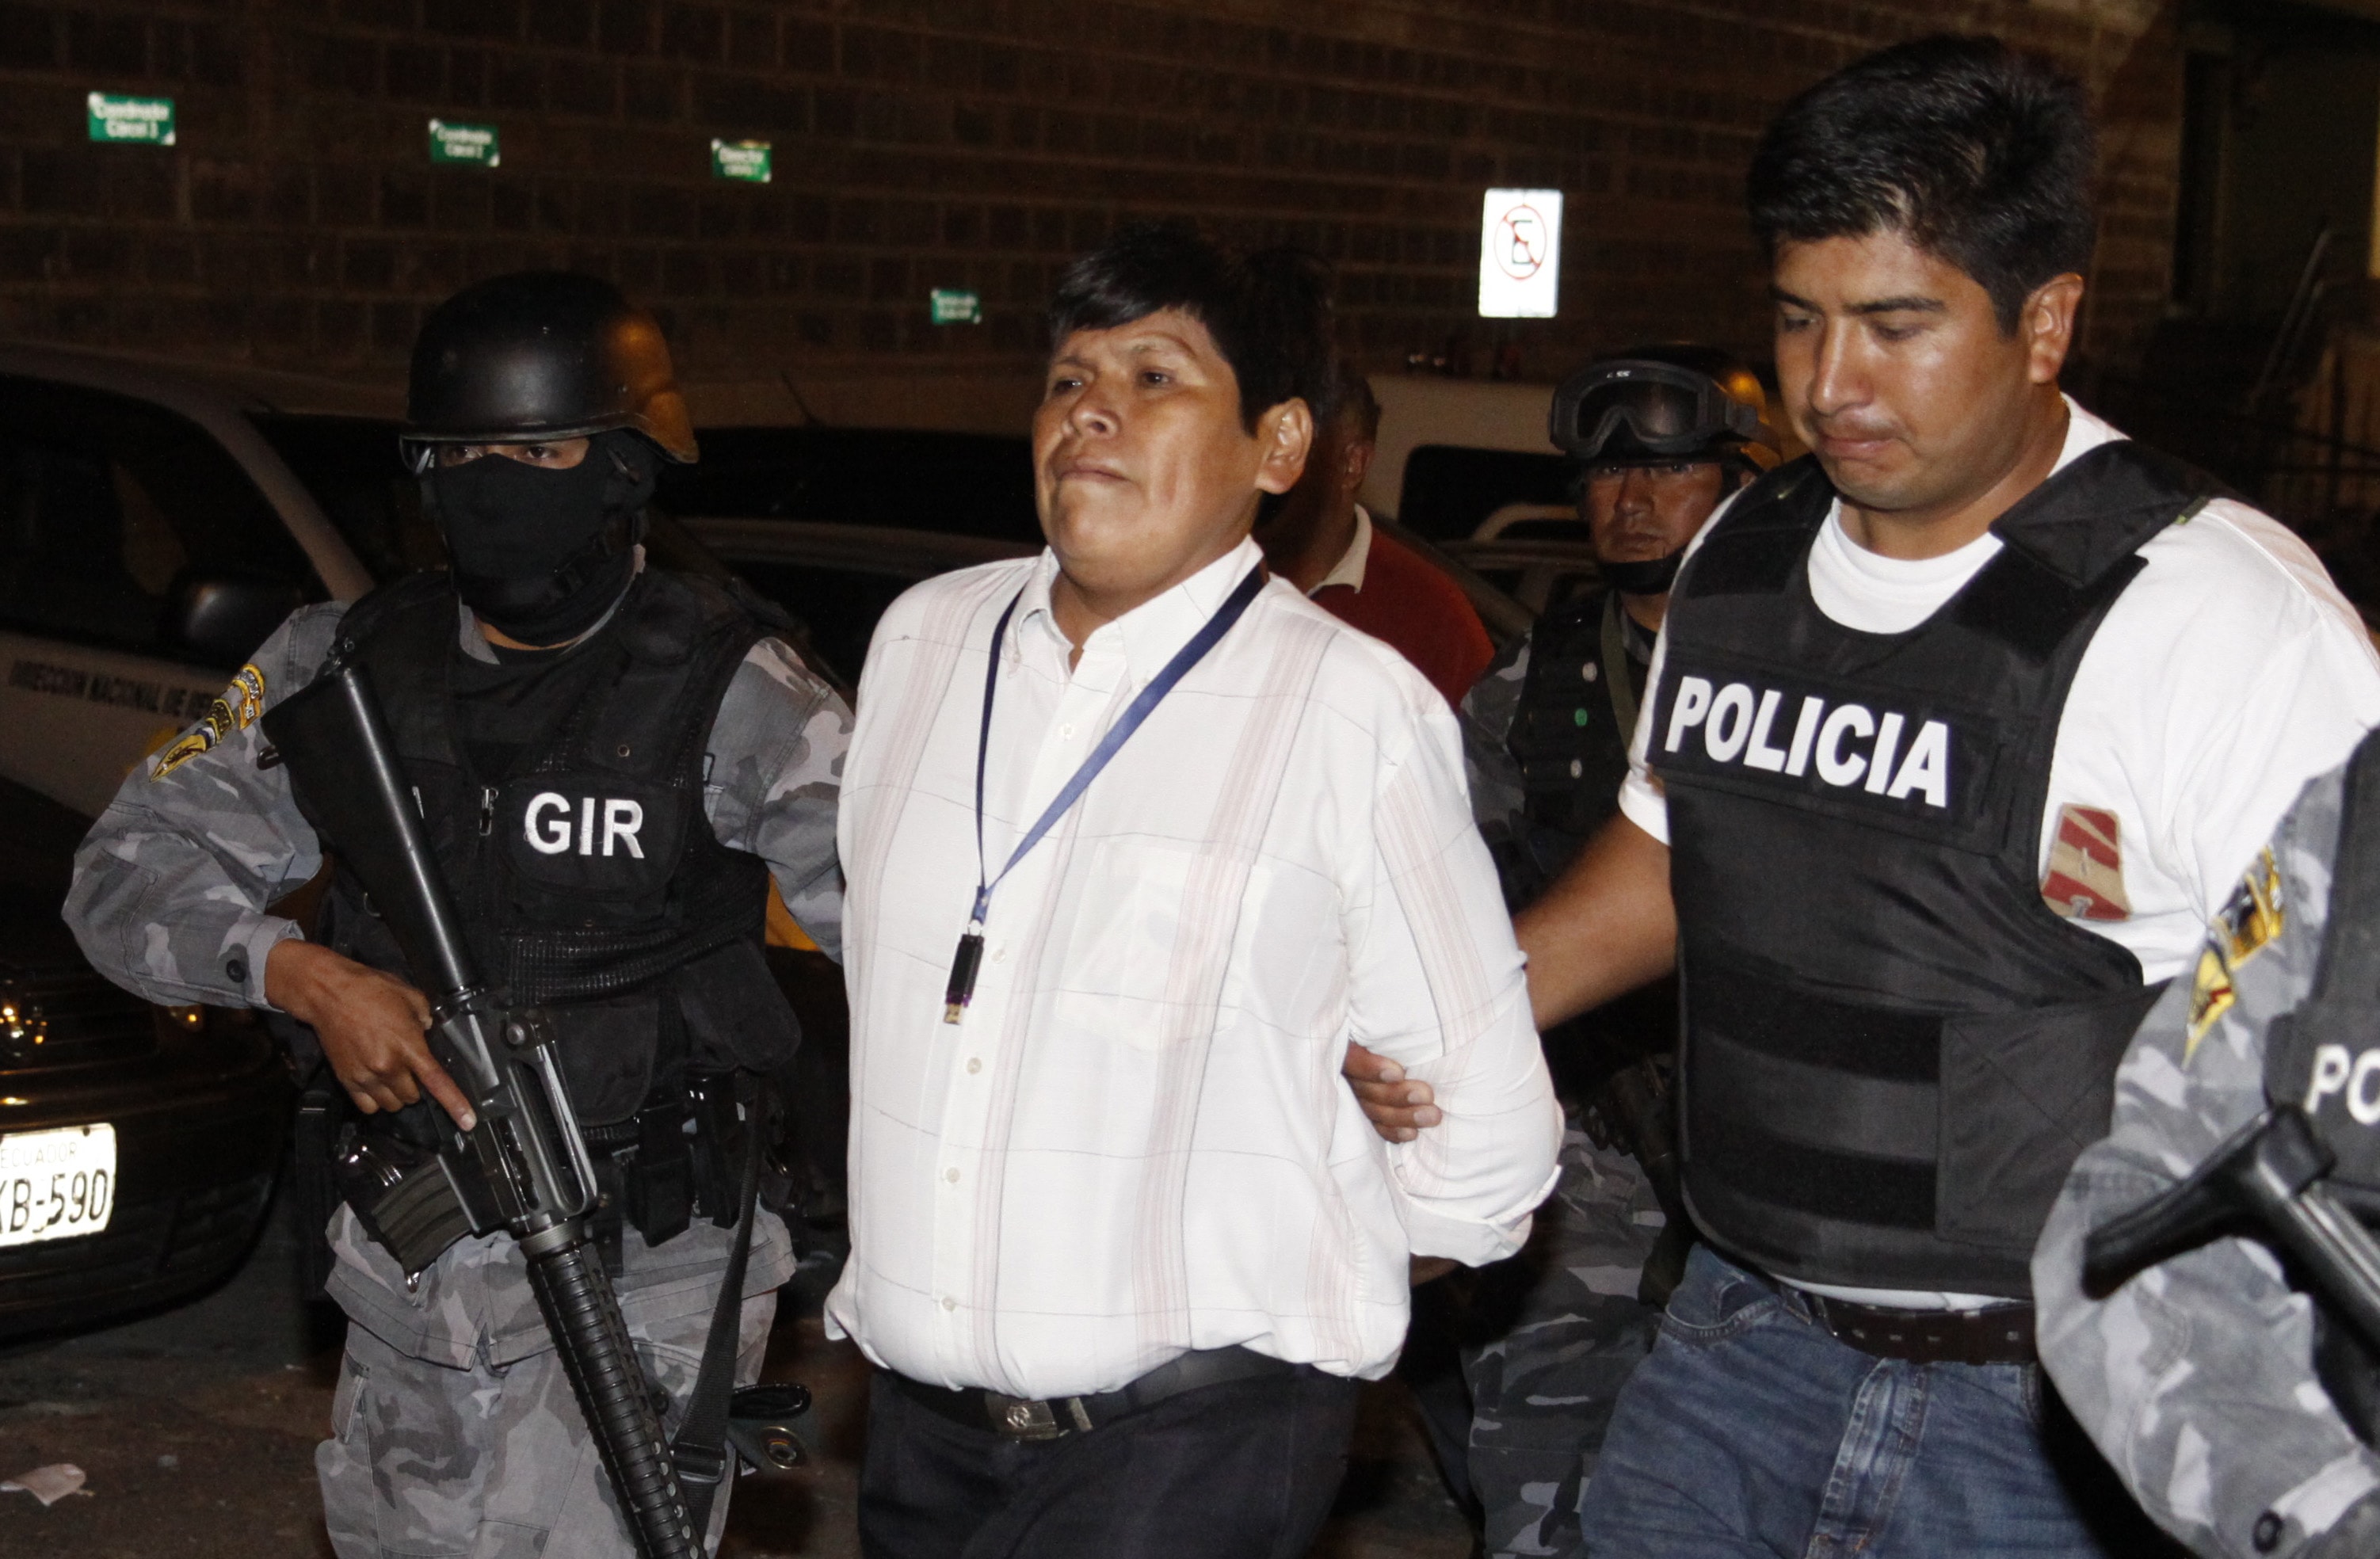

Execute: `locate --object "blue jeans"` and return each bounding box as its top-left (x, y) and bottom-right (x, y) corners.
top-left (1577, 1245), bottom-right (2172, 1559)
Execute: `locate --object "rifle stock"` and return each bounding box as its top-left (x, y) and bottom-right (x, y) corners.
top-left (2084, 1107), bottom-right (2380, 1360)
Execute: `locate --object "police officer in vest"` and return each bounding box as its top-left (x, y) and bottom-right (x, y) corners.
top-left (1398, 346), bottom-right (1771, 1558)
top-left (66, 271), bottom-right (852, 1557)
top-left (1352, 36), bottom-right (2380, 1557)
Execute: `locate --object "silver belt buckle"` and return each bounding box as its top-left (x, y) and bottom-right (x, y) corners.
top-left (984, 1393), bottom-right (1094, 1439)
top-left (986, 1394), bottom-right (1066, 1440)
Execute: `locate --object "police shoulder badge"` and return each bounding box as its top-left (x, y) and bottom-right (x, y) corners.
top-left (2186, 846), bottom-right (2287, 1059)
top-left (2042, 804), bottom-right (2130, 921)
top-left (151, 664), bottom-right (266, 780)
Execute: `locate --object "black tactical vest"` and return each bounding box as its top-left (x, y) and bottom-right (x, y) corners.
top-left (1506, 589), bottom-right (1676, 1094)
top-left (1652, 445), bottom-right (2206, 1296)
top-left (1512, 590), bottom-right (1642, 872)
top-left (316, 569), bottom-right (799, 1125)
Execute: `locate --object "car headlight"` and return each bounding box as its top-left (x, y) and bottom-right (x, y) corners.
top-left (0, 994), bottom-right (47, 1055)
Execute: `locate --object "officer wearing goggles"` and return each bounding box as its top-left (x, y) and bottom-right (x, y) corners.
top-left (1353, 35), bottom-right (2380, 1558)
top-left (1379, 345), bottom-right (1772, 1559)
top-left (67, 271), bottom-right (852, 1557)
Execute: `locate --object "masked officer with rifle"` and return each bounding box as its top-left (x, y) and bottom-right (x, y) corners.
top-left (1372, 345), bottom-right (1774, 1558)
top-left (65, 270), bottom-right (849, 1557)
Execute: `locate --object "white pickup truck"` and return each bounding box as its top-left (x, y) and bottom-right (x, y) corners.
top-left (0, 345), bottom-right (376, 818)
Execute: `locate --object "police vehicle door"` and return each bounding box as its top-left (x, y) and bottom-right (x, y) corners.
top-left (0, 374), bottom-right (331, 817)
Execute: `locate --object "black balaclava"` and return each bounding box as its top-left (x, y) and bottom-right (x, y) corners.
top-left (425, 429), bottom-right (659, 644)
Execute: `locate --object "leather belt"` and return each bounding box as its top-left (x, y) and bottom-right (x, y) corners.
top-left (1797, 1290), bottom-right (2037, 1367)
top-left (887, 1347), bottom-right (1302, 1441)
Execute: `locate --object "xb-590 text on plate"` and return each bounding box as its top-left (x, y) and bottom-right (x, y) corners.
top-left (0, 1123), bottom-right (116, 1247)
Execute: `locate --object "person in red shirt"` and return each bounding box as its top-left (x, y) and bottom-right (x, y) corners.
top-left (1257, 372), bottom-right (1493, 707)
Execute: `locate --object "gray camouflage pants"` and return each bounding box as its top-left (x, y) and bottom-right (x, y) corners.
top-left (316, 1205), bottom-right (792, 1558)
top-left (1432, 1126), bottom-right (1665, 1559)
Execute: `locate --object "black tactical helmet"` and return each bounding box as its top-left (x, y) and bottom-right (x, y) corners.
top-left (1550, 344), bottom-right (1776, 470)
top-left (402, 271), bottom-right (697, 471)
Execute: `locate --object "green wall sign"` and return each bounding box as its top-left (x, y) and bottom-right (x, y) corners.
top-left (87, 93), bottom-right (174, 146)
top-left (428, 118), bottom-right (499, 167)
top-left (929, 289), bottom-right (982, 326)
top-left (711, 139), bottom-right (772, 183)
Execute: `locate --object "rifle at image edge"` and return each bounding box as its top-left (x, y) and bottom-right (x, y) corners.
top-left (262, 654), bottom-right (708, 1559)
top-left (2084, 1104), bottom-right (2380, 1357)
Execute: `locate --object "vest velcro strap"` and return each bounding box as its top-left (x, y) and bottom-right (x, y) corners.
top-left (1693, 1026), bottom-right (1938, 1164)
top-left (1692, 1114), bottom-right (1939, 1229)
top-left (1690, 956), bottom-right (1942, 1081)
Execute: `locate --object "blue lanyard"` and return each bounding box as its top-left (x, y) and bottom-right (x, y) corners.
top-left (941, 562), bottom-right (1267, 1022)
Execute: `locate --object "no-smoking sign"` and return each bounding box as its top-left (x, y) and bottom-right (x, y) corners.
top-left (1478, 188), bottom-right (1564, 318)
top-left (1494, 203), bottom-right (1548, 278)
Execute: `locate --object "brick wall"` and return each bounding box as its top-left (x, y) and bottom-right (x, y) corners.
top-left (0, 0), bottom-right (2183, 424)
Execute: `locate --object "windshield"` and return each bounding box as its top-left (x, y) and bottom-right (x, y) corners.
top-left (250, 413), bottom-right (444, 586)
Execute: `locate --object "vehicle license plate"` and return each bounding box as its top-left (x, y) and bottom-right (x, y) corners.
top-left (0, 1124), bottom-right (116, 1247)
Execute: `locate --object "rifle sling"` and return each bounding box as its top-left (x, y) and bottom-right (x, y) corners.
top-left (670, 1097), bottom-right (764, 1528)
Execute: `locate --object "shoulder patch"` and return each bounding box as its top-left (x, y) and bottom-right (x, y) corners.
top-left (150, 664), bottom-right (265, 780)
top-left (2042, 805), bottom-right (2130, 921)
top-left (2184, 947), bottom-right (2233, 1061)
top-left (2215, 847), bottom-right (2286, 967)
top-left (2185, 847), bottom-right (2286, 1059)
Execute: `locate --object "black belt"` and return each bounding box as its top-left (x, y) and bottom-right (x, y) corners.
top-left (1738, 1264), bottom-right (2035, 1365)
top-left (888, 1347), bottom-right (1303, 1441)
top-left (1798, 1289), bottom-right (2036, 1366)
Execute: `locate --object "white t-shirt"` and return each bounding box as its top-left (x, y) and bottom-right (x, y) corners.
top-left (1619, 398), bottom-right (2380, 1307)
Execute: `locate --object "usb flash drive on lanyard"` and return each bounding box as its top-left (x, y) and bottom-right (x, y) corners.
top-left (942, 564), bottom-right (1267, 1023)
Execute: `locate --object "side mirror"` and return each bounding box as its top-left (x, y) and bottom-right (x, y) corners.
top-left (165, 572), bottom-right (307, 668)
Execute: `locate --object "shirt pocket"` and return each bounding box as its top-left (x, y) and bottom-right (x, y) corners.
top-left (1048, 835), bottom-right (1256, 1054)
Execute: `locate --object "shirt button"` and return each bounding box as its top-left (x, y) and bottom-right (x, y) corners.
top-left (967, 1058), bottom-right (982, 1074)
top-left (1583, 662), bottom-right (1599, 682)
top-left (944, 1167), bottom-right (960, 1184)
top-left (224, 956), bottom-right (249, 985)
top-left (941, 1296), bottom-right (957, 1313)
top-left (1058, 723), bottom-right (1075, 740)
top-left (992, 946), bottom-right (1007, 962)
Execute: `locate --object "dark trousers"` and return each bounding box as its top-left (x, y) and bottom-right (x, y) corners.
top-left (857, 1367), bottom-right (1361, 1559)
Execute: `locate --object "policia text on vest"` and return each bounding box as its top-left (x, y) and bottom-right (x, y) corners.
top-left (1660, 670), bottom-right (1956, 814)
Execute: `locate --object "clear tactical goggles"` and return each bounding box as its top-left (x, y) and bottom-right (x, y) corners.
top-left (1549, 360), bottom-right (1764, 463)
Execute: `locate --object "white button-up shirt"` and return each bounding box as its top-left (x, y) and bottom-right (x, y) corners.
top-left (829, 537), bottom-right (1560, 1397)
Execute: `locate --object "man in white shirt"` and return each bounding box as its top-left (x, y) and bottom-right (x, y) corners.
top-left (1354, 36), bottom-right (2380, 1558)
top-left (830, 223), bottom-right (1562, 1557)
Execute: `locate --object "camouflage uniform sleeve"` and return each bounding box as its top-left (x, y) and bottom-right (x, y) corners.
top-left (702, 635), bottom-right (852, 963)
top-left (2036, 761), bottom-right (2380, 1559)
top-left (1460, 630), bottom-right (1530, 839)
top-left (63, 604), bottom-right (346, 1010)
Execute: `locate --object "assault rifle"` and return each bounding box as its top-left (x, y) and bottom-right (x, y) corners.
top-left (2084, 1105), bottom-right (2380, 1355)
top-left (264, 655), bottom-right (708, 1559)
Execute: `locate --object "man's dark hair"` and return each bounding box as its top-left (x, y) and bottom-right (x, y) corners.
top-left (1047, 223), bottom-right (1333, 429)
top-left (1747, 35), bottom-right (2097, 331)
top-left (1320, 361), bottom-right (1383, 443)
